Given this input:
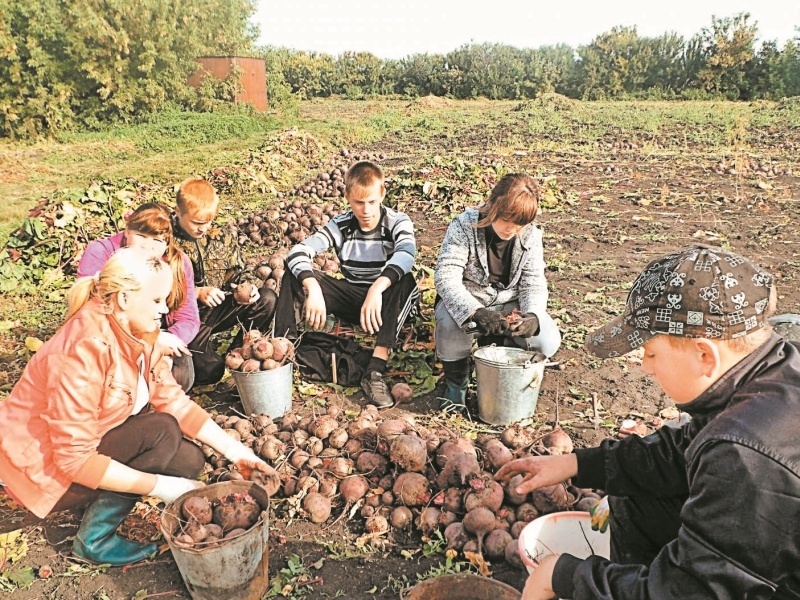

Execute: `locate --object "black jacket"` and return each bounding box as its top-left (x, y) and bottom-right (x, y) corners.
top-left (554, 335), bottom-right (800, 599)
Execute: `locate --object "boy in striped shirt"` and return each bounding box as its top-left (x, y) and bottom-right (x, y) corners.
top-left (274, 161), bottom-right (419, 408)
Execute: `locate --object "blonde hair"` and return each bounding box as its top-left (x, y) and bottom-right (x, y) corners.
top-left (66, 249), bottom-right (167, 321)
top-left (125, 202), bottom-right (186, 311)
top-left (477, 173), bottom-right (540, 228)
top-left (176, 178), bottom-right (218, 219)
top-left (344, 161), bottom-right (385, 199)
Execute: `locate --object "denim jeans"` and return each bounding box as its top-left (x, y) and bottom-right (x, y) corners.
top-left (435, 300), bottom-right (562, 361)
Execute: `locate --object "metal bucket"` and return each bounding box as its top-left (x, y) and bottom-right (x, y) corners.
top-left (160, 481), bottom-right (270, 600)
top-left (769, 313), bottom-right (800, 343)
top-left (231, 362), bottom-right (293, 419)
top-left (473, 346), bottom-right (545, 425)
top-left (402, 573), bottom-right (521, 599)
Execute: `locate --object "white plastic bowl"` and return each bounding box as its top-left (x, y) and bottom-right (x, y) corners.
top-left (518, 510), bottom-right (610, 575)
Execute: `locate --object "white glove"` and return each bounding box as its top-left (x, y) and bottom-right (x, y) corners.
top-left (223, 443), bottom-right (260, 465)
top-left (149, 474), bottom-right (204, 503)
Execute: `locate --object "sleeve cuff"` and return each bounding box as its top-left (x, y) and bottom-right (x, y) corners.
top-left (296, 270), bottom-right (315, 283)
top-left (573, 446), bottom-right (607, 490)
top-left (552, 553), bottom-right (583, 599)
top-left (380, 265), bottom-right (402, 285)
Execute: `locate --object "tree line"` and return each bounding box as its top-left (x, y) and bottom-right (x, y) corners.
top-left (1, 4), bottom-right (798, 139)
top-left (264, 14), bottom-right (800, 103)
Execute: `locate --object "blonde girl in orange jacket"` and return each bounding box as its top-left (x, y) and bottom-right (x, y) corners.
top-left (0, 248), bottom-right (278, 565)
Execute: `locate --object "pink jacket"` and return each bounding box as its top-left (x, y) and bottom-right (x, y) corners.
top-left (0, 299), bottom-right (209, 518)
top-left (77, 232), bottom-right (200, 345)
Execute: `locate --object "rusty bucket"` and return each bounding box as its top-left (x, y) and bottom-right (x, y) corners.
top-left (402, 573), bottom-right (521, 599)
top-left (160, 481), bottom-right (270, 600)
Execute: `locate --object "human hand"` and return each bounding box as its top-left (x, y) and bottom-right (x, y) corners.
top-left (521, 554), bottom-right (559, 600)
top-left (157, 331), bottom-right (191, 357)
top-left (148, 474), bottom-right (205, 503)
top-left (303, 280), bottom-right (327, 330)
top-left (589, 496), bottom-right (610, 533)
top-left (198, 286), bottom-right (226, 307)
top-left (494, 454), bottom-right (578, 496)
top-left (224, 444), bottom-right (279, 486)
top-left (507, 312), bottom-right (540, 338)
top-left (361, 285), bottom-right (385, 334)
top-left (472, 307), bottom-right (509, 336)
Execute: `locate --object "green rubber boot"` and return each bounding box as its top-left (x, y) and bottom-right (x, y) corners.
top-left (439, 358), bottom-right (470, 413)
top-left (72, 492), bottom-right (158, 566)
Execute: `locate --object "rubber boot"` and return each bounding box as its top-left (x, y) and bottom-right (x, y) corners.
top-left (72, 492), bottom-right (158, 566)
top-left (440, 358), bottom-right (470, 413)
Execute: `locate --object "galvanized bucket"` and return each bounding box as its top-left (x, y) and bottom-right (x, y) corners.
top-left (473, 346), bottom-right (545, 425)
top-left (231, 362), bottom-right (293, 419)
top-left (160, 481), bottom-right (270, 600)
top-left (402, 573), bottom-right (521, 599)
top-left (769, 313), bottom-right (800, 343)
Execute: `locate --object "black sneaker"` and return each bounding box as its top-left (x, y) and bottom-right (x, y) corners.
top-left (361, 371), bottom-right (393, 408)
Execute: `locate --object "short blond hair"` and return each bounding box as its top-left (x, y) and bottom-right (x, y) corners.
top-left (176, 178), bottom-right (218, 219)
top-left (344, 161), bottom-right (385, 199)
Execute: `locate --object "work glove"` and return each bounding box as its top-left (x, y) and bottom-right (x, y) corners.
top-left (149, 474), bottom-right (204, 504)
top-left (471, 307), bottom-right (509, 336)
top-left (589, 495), bottom-right (610, 533)
top-left (224, 442), bottom-right (280, 492)
top-left (506, 312), bottom-right (539, 338)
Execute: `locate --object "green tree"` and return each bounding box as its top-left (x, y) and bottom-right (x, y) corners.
top-left (696, 12), bottom-right (758, 99)
top-left (0, 0), bottom-right (257, 138)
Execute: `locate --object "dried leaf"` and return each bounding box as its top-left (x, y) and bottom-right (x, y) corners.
top-left (464, 551), bottom-right (492, 577)
top-left (24, 337), bottom-right (43, 352)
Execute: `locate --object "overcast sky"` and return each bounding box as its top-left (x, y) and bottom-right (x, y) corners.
top-left (254, 1), bottom-right (799, 59)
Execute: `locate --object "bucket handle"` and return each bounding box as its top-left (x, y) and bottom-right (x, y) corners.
top-left (528, 369), bottom-right (541, 389)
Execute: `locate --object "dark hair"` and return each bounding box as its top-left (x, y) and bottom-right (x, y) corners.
top-left (344, 161), bottom-right (385, 198)
top-left (477, 173), bottom-right (540, 228)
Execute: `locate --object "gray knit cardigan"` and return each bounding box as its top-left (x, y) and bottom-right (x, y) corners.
top-left (434, 208), bottom-right (549, 326)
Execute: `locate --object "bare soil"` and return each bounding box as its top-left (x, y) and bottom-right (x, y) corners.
top-left (2, 111), bottom-right (800, 600)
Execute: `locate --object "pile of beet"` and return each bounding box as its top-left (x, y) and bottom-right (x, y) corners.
top-left (200, 404), bottom-right (604, 569)
top-left (235, 149), bottom-right (387, 252)
top-left (225, 328), bottom-right (295, 373)
top-left (248, 248), bottom-right (341, 294)
top-left (172, 492), bottom-right (263, 549)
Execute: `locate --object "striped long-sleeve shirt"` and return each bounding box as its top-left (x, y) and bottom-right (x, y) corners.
top-left (287, 206), bottom-right (416, 286)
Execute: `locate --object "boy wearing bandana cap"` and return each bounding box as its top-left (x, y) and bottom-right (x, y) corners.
top-left (496, 245), bottom-right (800, 600)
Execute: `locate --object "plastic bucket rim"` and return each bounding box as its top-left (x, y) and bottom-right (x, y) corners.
top-left (517, 510), bottom-right (609, 571)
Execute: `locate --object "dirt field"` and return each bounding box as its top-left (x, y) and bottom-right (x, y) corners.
top-left (2, 99), bottom-right (800, 599)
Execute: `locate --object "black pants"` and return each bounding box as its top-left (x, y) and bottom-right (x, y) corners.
top-left (274, 269), bottom-right (419, 350)
top-left (609, 494), bottom-right (685, 564)
top-left (52, 412), bottom-right (205, 512)
top-left (188, 286), bottom-right (278, 386)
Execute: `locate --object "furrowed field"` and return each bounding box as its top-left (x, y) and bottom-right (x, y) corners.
top-left (1, 97), bottom-right (799, 599)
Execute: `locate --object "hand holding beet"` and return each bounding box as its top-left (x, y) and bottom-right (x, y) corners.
top-left (472, 307), bottom-right (509, 336)
top-left (506, 312), bottom-right (539, 338)
top-left (494, 454), bottom-right (578, 496)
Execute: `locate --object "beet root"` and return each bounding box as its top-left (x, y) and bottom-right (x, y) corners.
top-left (485, 529), bottom-right (514, 560)
top-left (213, 496), bottom-right (261, 532)
top-left (302, 492), bottom-right (332, 524)
top-left (436, 451), bottom-right (481, 489)
top-left (392, 472), bottom-right (431, 507)
top-left (389, 434), bottom-right (428, 473)
top-left (182, 496), bottom-right (213, 525)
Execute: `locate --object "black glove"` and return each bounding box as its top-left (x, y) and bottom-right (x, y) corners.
top-left (471, 308), bottom-right (509, 336)
top-left (507, 312), bottom-right (539, 338)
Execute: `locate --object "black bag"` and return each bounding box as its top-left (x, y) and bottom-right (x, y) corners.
top-left (294, 331), bottom-right (372, 386)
